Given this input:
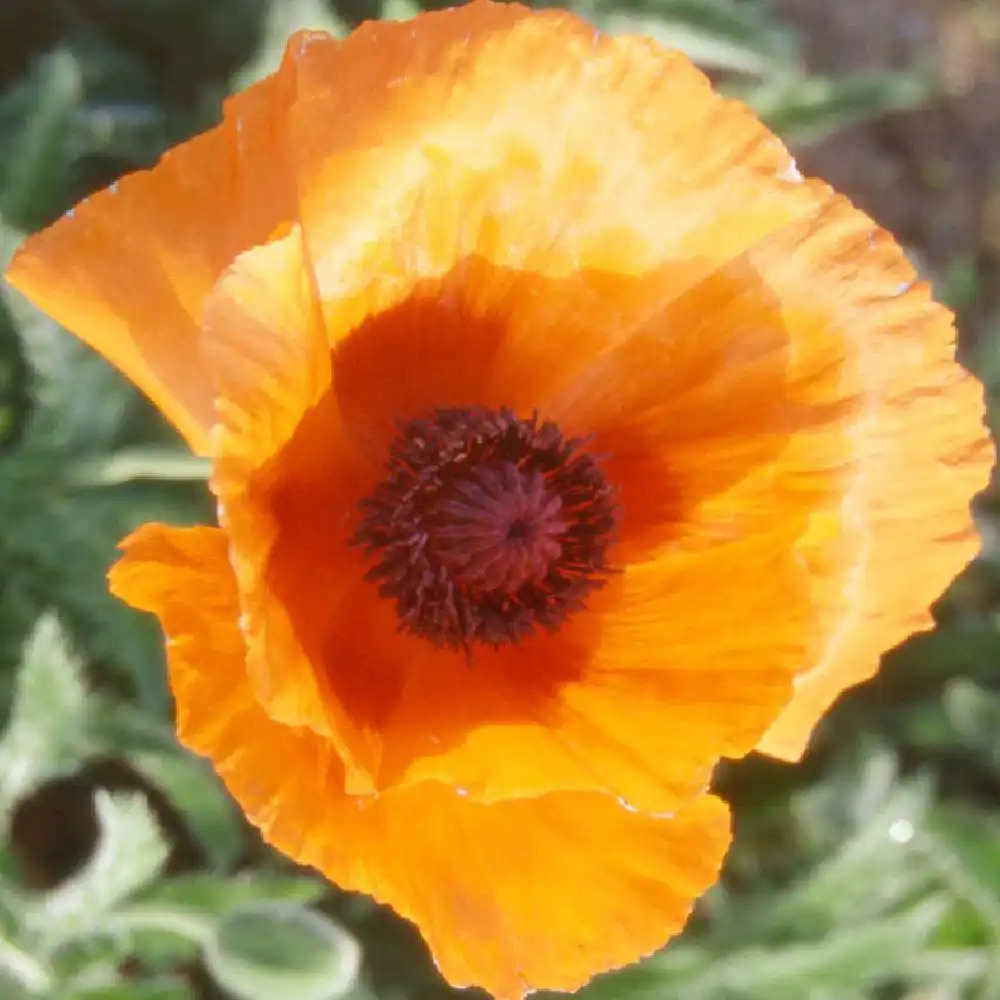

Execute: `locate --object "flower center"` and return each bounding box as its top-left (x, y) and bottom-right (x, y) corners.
top-left (433, 462), bottom-right (566, 592)
top-left (354, 407), bottom-right (618, 650)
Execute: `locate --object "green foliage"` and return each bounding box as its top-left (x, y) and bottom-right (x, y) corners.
top-left (205, 903), bottom-right (362, 1000)
top-left (1, 2), bottom-right (999, 1000)
top-left (577, 0), bottom-right (798, 75)
top-left (0, 618), bottom-right (359, 1000)
top-left (0, 50), bottom-right (81, 232)
top-left (739, 69), bottom-right (934, 145)
top-left (0, 277), bottom-right (210, 708)
top-left (0, 615), bottom-right (89, 825)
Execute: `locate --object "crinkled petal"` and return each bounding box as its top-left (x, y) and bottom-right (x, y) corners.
top-left (750, 193), bottom-right (993, 757)
top-left (287, 3), bottom-right (812, 450)
top-left (202, 225), bottom-right (382, 790)
top-left (109, 522), bottom-right (731, 999)
top-left (544, 176), bottom-right (990, 760)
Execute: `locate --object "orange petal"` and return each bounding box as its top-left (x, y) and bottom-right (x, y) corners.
top-left (329, 259), bottom-right (692, 458)
top-left (358, 788), bottom-right (728, 999)
top-left (330, 263), bottom-right (517, 458)
top-left (295, 5), bottom-right (802, 305)
top-left (109, 520), bottom-right (731, 999)
top-left (288, 4), bottom-right (813, 438)
top-left (201, 228), bottom-right (447, 792)
top-left (276, 5), bottom-right (862, 588)
top-left (541, 170), bottom-right (989, 759)
top-left (202, 226), bottom-right (386, 791)
top-left (752, 192), bottom-right (993, 758)
top-left (200, 237), bottom-right (817, 811)
top-left (550, 253), bottom-right (825, 563)
top-left (216, 237), bottom-right (808, 809)
top-left (3, 44), bottom-right (302, 451)
top-left (369, 525), bottom-right (807, 812)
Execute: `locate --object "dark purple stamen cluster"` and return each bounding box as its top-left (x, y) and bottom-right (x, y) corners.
top-left (354, 407), bottom-right (619, 650)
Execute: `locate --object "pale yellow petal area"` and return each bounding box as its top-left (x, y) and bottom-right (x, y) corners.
top-left (289, 2), bottom-right (818, 382)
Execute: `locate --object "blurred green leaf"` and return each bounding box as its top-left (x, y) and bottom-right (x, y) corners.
top-left (137, 873), bottom-right (327, 916)
top-left (205, 903), bottom-right (362, 1000)
top-left (68, 450), bottom-right (209, 487)
top-left (0, 50), bottom-right (82, 230)
top-left (127, 752), bottom-right (243, 872)
top-left (763, 775), bottom-right (934, 932)
top-left (0, 451), bottom-right (172, 709)
top-left (741, 69), bottom-right (934, 145)
top-left (0, 283), bottom-right (30, 454)
top-left (588, 0), bottom-right (797, 73)
top-left (0, 218), bottom-right (25, 268)
top-left (0, 289), bottom-right (208, 707)
top-left (0, 935), bottom-right (52, 994)
top-left (925, 808), bottom-right (1000, 934)
top-left (25, 790), bottom-right (169, 951)
top-left (5, 294), bottom-right (134, 454)
top-left (602, 11), bottom-right (775, 74)
top-left (76, 874), bottom-right (331, 979)
top-left (704, 898), bottom-right (948, 1000)
top-left (942, 678), bottom-right (1000, 765)
top-left (585, 898), bottom-right (949, 1000)
top-left (78, 906), bottom-right (210, 969)
top-left (58, 983), bottom-right (196, 1000)
top-left (0, 614), bottom-right (88, 826)
top-left (381, 0), bottom-right (421, 22)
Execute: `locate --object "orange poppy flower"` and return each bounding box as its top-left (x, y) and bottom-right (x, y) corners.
top-left (4, 1), bottom-right (992, 995)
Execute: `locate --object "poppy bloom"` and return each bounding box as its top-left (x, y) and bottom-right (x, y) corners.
top-left (4, 1), bottom-right (992, 995)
